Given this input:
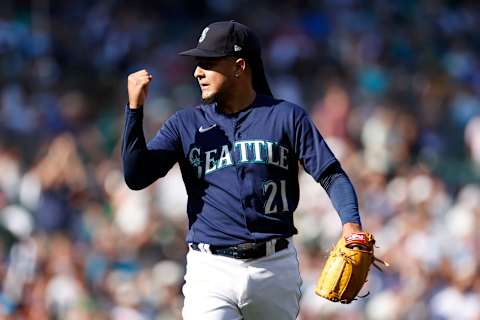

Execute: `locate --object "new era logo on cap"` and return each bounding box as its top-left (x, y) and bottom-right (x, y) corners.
top-left (234, 45), bottom-right (242, 52)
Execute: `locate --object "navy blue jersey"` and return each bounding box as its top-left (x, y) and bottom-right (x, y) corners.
top-left (122, 94), bottom-right (339, 246)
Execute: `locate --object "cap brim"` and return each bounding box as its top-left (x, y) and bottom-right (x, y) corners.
top-left (178, 47), bottom-right (228, 58)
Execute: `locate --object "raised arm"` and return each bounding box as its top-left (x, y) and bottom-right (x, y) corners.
top-left (122, 70), bottom-right (180, 190)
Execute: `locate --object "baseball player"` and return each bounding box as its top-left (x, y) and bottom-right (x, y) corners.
top-left (122, 20), bottom-right (363, 320)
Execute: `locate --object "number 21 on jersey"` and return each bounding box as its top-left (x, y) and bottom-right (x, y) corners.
top-left (263, 180), bottom-right (289, 214)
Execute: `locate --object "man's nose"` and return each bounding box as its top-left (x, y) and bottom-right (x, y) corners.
top-left (194, 66), bottom-right (204, 79)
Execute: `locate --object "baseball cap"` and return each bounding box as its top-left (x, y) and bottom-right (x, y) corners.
top-left (179, 20), bottom-right (261, 58)
top-left (179, 20), bottom-right (273, 96)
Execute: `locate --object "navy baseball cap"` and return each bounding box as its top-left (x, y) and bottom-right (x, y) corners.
top-left (179, 20), bottom-right (262, 58)
top-left (179, 20), bottom-right (273, 96)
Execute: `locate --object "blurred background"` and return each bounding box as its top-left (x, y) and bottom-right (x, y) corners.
top-left (0, 0), bottom-right (480, 319)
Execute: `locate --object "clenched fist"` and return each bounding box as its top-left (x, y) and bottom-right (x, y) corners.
top-left (128, 69), bottom-right (153, 109)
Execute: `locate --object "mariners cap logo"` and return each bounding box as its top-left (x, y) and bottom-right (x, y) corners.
top-left (198, 27), bottom-right (209, 43)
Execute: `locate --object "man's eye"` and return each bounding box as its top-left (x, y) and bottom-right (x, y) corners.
top-left (198, 62), bottom-right (213, 69)
top-left (197, 59), bottom-right (220, 69)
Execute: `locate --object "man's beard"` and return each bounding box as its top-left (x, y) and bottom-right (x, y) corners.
top-left (201, 92), bottom-right (216, 104)
top-left (201, 88), bottom-right (226, 105)
top-left (200, 82), bottom-right (231, 106)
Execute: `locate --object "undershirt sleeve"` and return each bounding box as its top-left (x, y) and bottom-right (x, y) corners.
top-left (318, 161), bottom-right (362, 226)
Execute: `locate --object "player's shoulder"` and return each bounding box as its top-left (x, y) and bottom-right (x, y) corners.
top-left (260, 95), bottom-right (309, 118)
top-left (167, 103), bottom-right (208, 122)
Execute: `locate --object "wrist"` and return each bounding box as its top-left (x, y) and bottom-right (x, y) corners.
top-left (342, 222), bottom-right (362, 237)
top-left (128, 102), bottom-right (142, 109)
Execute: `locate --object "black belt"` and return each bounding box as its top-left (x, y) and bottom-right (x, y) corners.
top-left (189, 238), bottom-right (289, 259)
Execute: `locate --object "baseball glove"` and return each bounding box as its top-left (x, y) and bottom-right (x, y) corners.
top-left (314, 232), bottom-right (388, 304)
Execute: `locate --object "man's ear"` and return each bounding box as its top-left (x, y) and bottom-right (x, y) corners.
top-left (234, 58), bottom-right (247, 75)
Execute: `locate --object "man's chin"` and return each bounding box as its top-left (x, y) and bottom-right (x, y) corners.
top-left (201, 93), bottom-right (216, 104)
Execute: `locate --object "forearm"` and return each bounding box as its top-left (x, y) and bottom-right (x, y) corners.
top-left (318, 162), bottom-right (362, 227)
top-left (122, 106), bottom-right (176, 190)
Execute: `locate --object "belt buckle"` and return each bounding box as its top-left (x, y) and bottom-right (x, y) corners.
top-left (237, 242), bottom-right (255, 250)
top-left (232, 242), bottom-right (256, 259)
top-left (236, 243), bottom-right (253, 259)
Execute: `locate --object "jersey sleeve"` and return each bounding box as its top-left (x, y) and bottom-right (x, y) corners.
top-left (122, 106), bottom-right (181, 190)
top-left (293, 107), bottom-right (337, 181)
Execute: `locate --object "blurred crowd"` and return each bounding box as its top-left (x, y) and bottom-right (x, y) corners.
top-left (1, 0), bottom-right (480, 319)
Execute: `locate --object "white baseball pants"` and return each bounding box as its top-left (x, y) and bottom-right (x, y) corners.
top-left (182, 240), bottom-right (302, 320)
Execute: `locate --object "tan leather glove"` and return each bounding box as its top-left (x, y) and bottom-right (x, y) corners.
top-left (315, 232), bottom-right (388, 303)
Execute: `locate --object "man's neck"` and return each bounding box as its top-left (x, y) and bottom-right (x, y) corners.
top-left (217, 87), bottom-right (257, 114)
